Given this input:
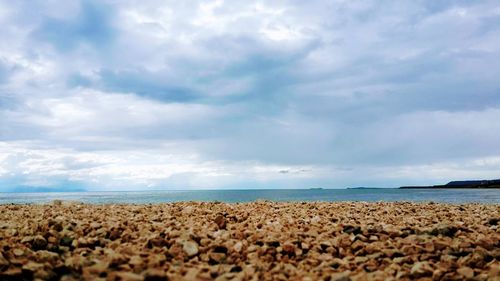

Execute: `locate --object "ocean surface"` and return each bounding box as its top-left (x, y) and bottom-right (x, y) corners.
top-left (0, 188), bottom-right (499, 204)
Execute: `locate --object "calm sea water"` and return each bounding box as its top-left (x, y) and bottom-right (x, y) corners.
top-left (0, 189), bottom-right (498, 204)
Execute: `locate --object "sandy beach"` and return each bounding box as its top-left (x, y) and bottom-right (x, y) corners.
top-left (0, 201), bottom-right (498, 280)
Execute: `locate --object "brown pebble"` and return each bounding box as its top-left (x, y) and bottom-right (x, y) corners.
top-left (209, 252), bottom-right (226, 264)
top-left (214, 215), bottom-right (226, 229)
top-left (282, 243), bottom-right (295, 255)
top-left (109, 228), bottom-right (122, 241)
top-left (457, 266), bottom-right (474, 279)
top-left (430, 224), bottom-right (458, 237)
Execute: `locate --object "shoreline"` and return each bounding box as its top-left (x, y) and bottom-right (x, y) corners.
top-left (0, 201), bottom-right (499, 280)
top-left (2, 189), bottom-right (499, 205)
top-left (2, 199), bottom-right (500, 206)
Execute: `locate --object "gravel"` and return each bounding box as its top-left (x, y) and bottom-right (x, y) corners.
top-left (0, 201), bottom-right (498, 280)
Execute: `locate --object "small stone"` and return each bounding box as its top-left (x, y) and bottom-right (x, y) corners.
top-left (6, 228), bottom-right (18, 236)
top-left (488, 218), bottom-right (500, 225)
top-left (84, 261), bottom-right (107, 276)
top-left (48, 236), bottom-right (58, 244)
top-left (22, 261), bottom-right (44, 272)
top-left (343, 225), bottom-right (361, 235)
top-left (365, 242), bottom-right (383, 254)
top-left (109, 229), bottom-right (122, 241)
top-left (115, 271), bottom-right (144, 281)
top-left (282, 243), bottom-right (295, 255)
top-left (213, 245), bottom-right (228, 254)
top-left (60, 236), bottom-right (73, 247)
top-left (146, 237), bottom-right (165, 248)
top-left (319, 241), bottom-right (332, 250)
top-left (432, 269), bottom-right (445, 280)
top-left (108, 252), bottom-right (128, 267)
top-left (168, 243), bottom-right (183, 259)
top-left (330, 272), bottom-right (351, 281)
top-left (209, 252), bottom-right (226, 264)
top-left (13, 249), bottom-right (24, 256)
top-left (32, 235), bottom-right (48, 250)
top-left (311, 216), bottom-right (321, 224)
top-left (0, 252), bottom-right (9, 268)
top-left (430, 225), bottom-right (458, 237)
top-left (0, 268), bottom-right (23, 279)
top-left (457, 267), bottom-right (474, 279)
top-left (183, 268), bottom-right (200, 281)
top-left (144, 269), bottom-right (168, 281)
top-left (351, 240), bottom-right (364, 252)
top-left (129, 255), bottom-right (143, 267)
top-left (35, 250), bottom-right (59, 263)
top-left (268, 241), bottom-right (280, 247)
top-left (90, 222), bottom-right (101, 229)
top-left (76, 237), bottom-right (99, 248)
top-left (36, 269), bottom-right (56, 280)
top-left (215, 215), bottom-right (226, 229)
top-left (182, 241), bottom-right (199, 257)
top-left (411, 261), bottom-right (433, 277)
top-left (233, 241), bottom-right (243, 252)
top-left (230, 265), bottom-right (242, 273)
top-left (466, 250), bottom-right (489, 268)
top-left (489, 264), bottom-right (500, 279)
top-left (21, 236), bottom-right (34, 244)
top-left (433, 240), bottom-right (451, 251)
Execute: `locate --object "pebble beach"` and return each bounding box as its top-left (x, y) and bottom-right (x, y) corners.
top-left (0, 201), bottom-right (499, 281)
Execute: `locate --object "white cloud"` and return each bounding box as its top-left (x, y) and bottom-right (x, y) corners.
top-left (2, 140), bottom-right (500, 190)
top-left (3, 89), bottom-right (225, 139)
top-left (0, 141), bottom-right (331, 190)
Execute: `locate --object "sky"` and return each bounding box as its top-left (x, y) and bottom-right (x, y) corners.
top-left (1, 0), bottom-right (500, 191)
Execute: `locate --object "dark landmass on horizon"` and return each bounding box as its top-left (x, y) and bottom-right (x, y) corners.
top-left (400, 179), bottom-right (500, 189)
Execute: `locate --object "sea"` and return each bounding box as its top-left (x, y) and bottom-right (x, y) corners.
top-left (0, 188), bottom-right (499, 204)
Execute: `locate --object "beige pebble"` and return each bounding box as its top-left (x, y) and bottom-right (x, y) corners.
top-left (410, 261), bottom-right (434, 277)
top-left (457, 266), bottom-right (474, 279)
top-left (233, 241), bottom-right (243, 252)
top-left (182, 240), bottom-right (199, 257)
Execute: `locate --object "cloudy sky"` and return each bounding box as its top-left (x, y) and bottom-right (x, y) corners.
top-left (1, 0), bottom-right (500, 191)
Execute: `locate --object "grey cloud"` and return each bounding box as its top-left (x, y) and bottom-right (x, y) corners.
top-left (97, 69), bottom-right (200, 102)
top-left (1, 0), bottom-right (500, 189)
top-left (31, 1), bottom-right (116, 52)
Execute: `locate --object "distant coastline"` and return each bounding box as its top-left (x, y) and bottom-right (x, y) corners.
top-left (400, 179), bottom-right (500, 189)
